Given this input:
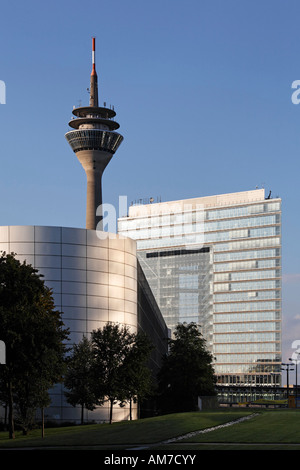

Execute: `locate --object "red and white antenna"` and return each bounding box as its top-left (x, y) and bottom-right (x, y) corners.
top-left (89, 36), bottom-right (98, 106)
top-left (91, 37), bottom-right (96, 76)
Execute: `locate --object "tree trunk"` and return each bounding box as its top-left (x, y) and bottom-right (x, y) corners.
top-left (130, 397), bottom-right (132, 420)
top-left (4, 404), bottom-right (7, 430)
top-left (109, 398), bottom-right (113, 424)
top-left (8, 380), bottom-right (15, 439)
top-left (81, 403), bottom-right (84, 425)
top-left (41, 408), bottom-right (45, 438)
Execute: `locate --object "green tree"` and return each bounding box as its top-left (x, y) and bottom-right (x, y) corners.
top-left (0, 252), bottom-right (69, 438)
top-left (65, 326), bottom-right (153, 423)
top-left (119, 331), bottom-right (153, 420)
top-left (91, 323), bottom-right (134, 424)
top-left (64, 336), bottom-right (99, 424)
top-left (157, 322), bottom-right (216, 414)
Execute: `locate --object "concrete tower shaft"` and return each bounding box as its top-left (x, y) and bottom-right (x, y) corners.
top-left (65, 38), bottom-right (123, 230)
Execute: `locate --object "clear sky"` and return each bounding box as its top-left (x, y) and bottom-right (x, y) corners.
top-left (0, 0), bottom-right (299, 384)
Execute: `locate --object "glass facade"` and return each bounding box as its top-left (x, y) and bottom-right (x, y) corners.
top-left (138, 247), bottom-right (213, 339)
top-left (118, 189), bottom-right (282, 387)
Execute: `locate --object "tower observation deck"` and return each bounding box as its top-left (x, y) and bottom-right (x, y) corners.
top-left (65, 37), bottom-right (123, 230)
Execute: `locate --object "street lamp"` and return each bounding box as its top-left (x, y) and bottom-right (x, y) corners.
top-left (281, 363), bottom-right (294, 402)
top-left (289, 353), bottom-right (300, 408)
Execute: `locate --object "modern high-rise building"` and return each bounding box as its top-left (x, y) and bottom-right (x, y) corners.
top-left (118, 189), bottom-right (282, 387)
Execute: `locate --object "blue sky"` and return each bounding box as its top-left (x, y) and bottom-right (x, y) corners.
top-left (0, 0), bottom-right (299, 383)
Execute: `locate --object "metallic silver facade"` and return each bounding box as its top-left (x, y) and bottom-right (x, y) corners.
top-left (0, 225), bottom-right (138, 422)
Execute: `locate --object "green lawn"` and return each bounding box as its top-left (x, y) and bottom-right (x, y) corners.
top-left (0, 409), bottom-right (299, 450)
top-left (162, 409), bottom-right (300, 450)
top-left (0, 409), bottom-right (252, 449)
top-left (182, 409), bottom-right (300, 443)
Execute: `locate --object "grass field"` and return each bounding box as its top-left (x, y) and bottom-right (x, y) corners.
top-left (0, 408), bottom-right (299, 450)
top-left (158, 409), bottom-right (300, 450)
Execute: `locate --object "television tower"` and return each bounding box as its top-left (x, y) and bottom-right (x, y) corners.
top-left (65, 38), bottom-right (123, 230)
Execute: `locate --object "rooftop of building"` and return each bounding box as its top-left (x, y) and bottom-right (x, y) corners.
top-left (124, 188), bottom-right (281, 219)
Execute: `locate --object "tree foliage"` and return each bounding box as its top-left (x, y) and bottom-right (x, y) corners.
top-left (0, 252), bottom-right (69, 437)
top-left (64, 336), bottom-right (99, 424)
top-left (118, 331), bottom-right (153, 419)
top-left (91, 323), bottom-right (134, 424)
top-left (157, 322), bottom-right (216, 414)
top-left (65, 323), bottom-right (153, 424)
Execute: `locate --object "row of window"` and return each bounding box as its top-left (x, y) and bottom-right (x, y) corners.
top-left (214, 269), bottom-right (280, 282)
top-left (216, 376), bottom-right (281, 386)
top-left (214, 311), bottom-right (280, 323)
top-left (214, 342), bottom-right (280, 353)
top-left (205, 202), bottom-right (281, 221)
top-left (214, 248), bottom-right (280, 262)
top-left (208, 226), bottom-right (281, 243)
top-left (214, 321), bottom-right (280, 333)
top-left (214, 236), bottom-right (281, 252)
top-left (214, 290), bottom-right (280, 303)
top-left (215, 364), bottom-right (281, 374)
top-left (214, 258), bottom-right (280, 273)
top-left (215, 300), bottom-right (280, 313)
top-left (214, 279), bottom-right (280, 292)
top-left (65, 129), bottom-right (123, 153)
top-left (205, 214), bottom-right (279, 233)
top-left (214, 331), bottom-right (280, 343)
top-left (214, 353), bottom-right (281, 363)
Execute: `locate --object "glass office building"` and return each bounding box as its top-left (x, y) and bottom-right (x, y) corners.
top-left (118, 189), bottom-right (282, 387)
